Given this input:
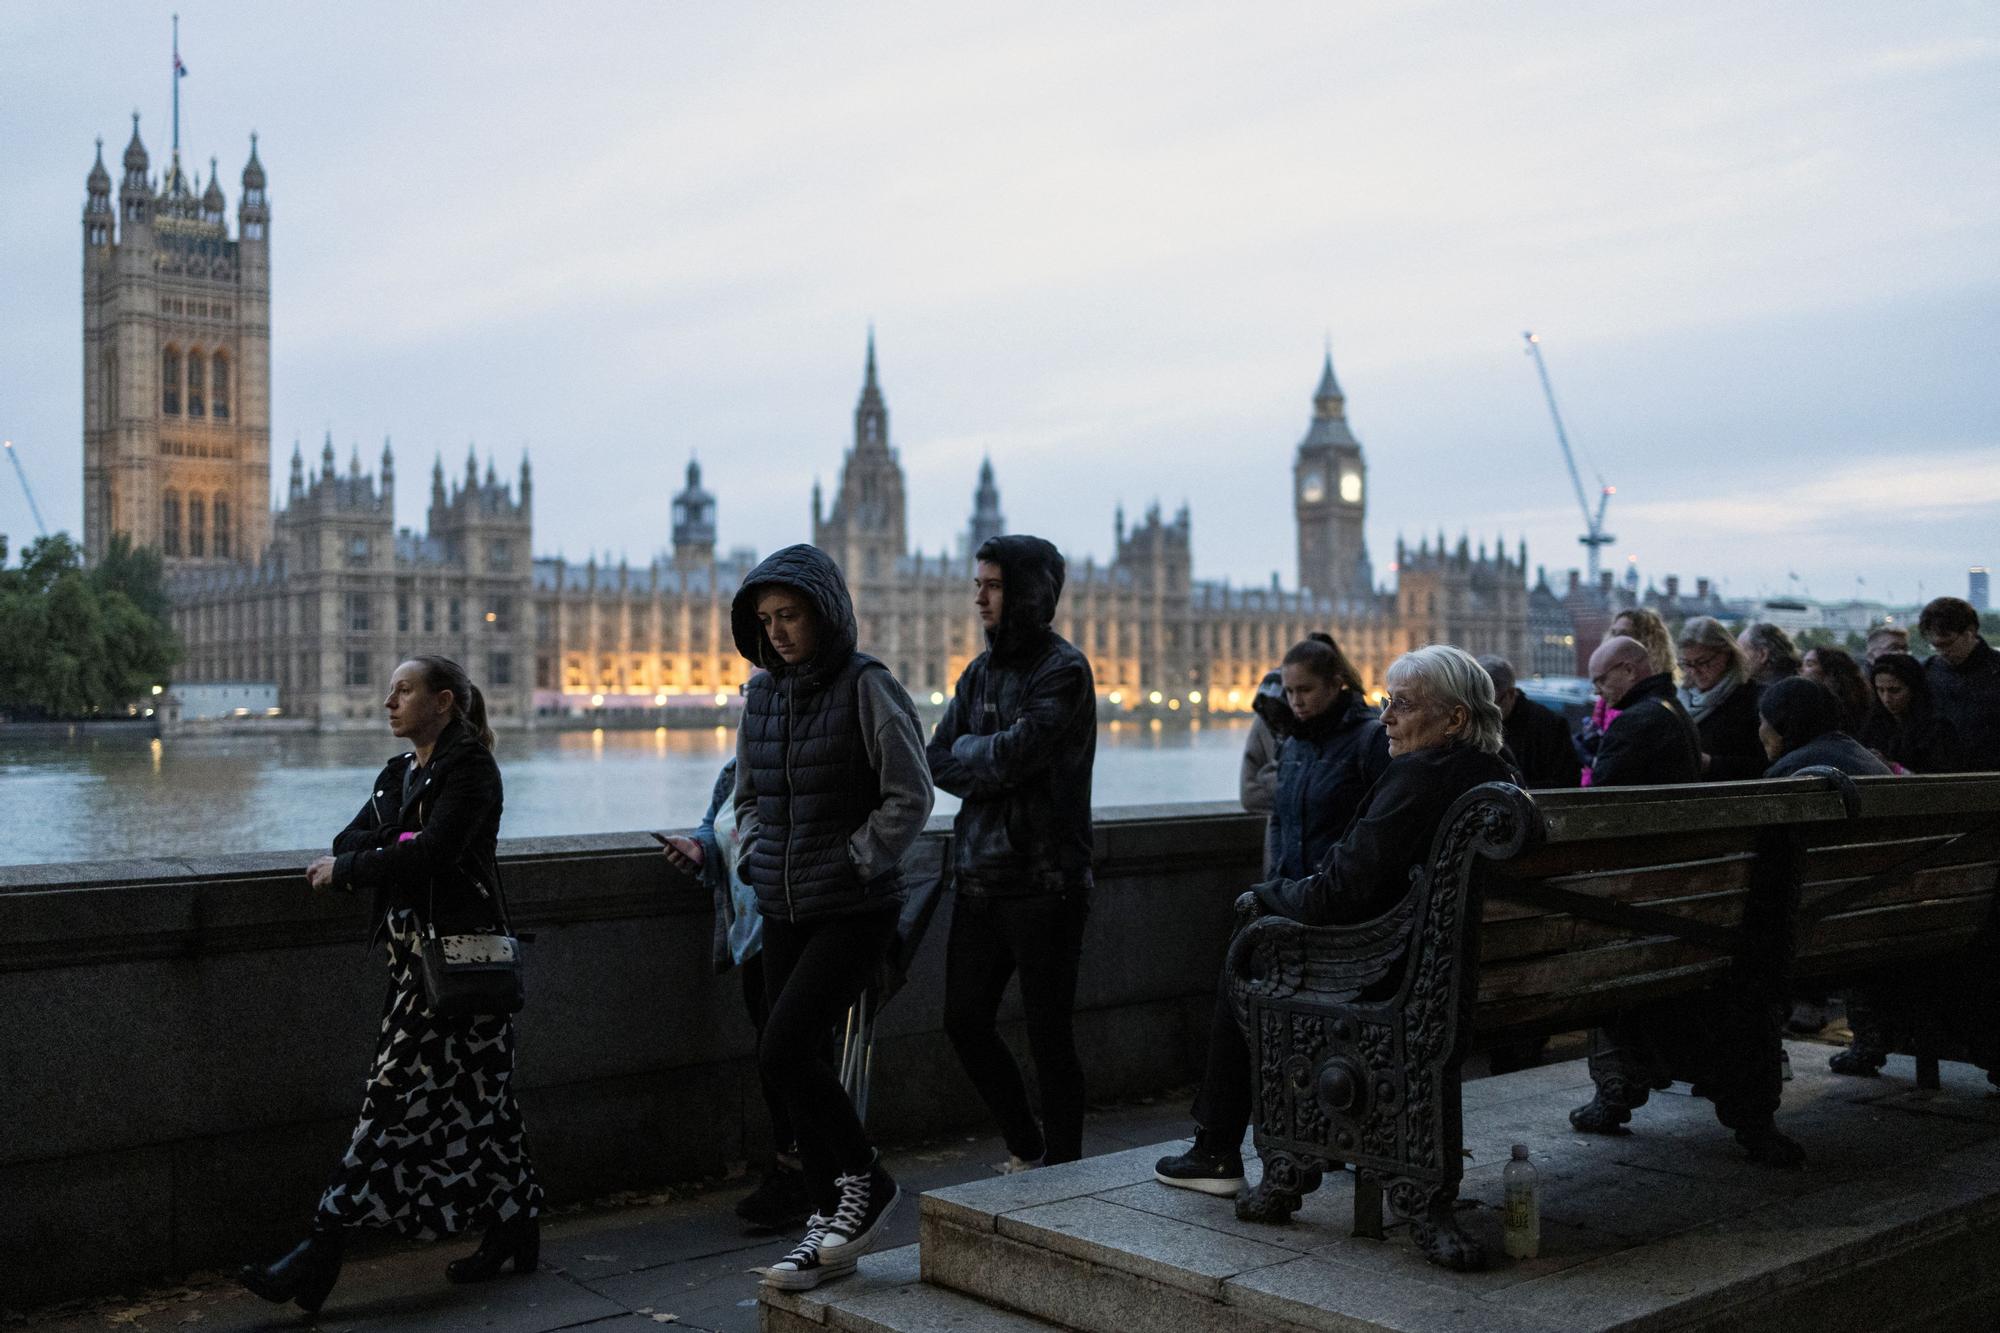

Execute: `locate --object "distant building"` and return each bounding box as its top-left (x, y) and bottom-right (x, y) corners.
top-left (1972, 567), bottom-right (1990, 613)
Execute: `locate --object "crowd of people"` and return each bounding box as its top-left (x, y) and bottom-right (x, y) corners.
top-left (235, 545), bottom-right (1999, 1309)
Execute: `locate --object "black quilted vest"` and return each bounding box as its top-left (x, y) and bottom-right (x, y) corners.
top-left (739, 652), bottom-right (895, 922)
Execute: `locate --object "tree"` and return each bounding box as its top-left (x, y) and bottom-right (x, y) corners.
top-left (0, 533), bottom-right (180, 718)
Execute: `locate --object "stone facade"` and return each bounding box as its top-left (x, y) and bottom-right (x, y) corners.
top-left (81, 119), bottom-right (270, 569)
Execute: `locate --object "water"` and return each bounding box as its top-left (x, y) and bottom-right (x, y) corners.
top-left (0, 719), bottom-right (1250, 867)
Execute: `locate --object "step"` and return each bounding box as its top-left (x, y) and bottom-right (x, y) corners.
top-left (913, 1045), bottom-right (2000, 1332)
top-left (760, 1244), bottom-right (1065, 1333)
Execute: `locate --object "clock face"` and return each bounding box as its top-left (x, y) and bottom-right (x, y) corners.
top-left (1300, 466), bottom-right (1326, 504)
top-left (1339, 468), bottom-right (1363, 504)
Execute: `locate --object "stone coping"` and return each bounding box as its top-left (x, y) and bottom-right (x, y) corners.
top-left (784, 1046), bottom-right (2000, 1332)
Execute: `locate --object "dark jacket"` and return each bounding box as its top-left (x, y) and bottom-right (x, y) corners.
top-left (730, 544), bottom-right (934, 923)
top-left (692, 758), bottom-right (760, 974)
top-left (1254, 742), bottom-right (1518, 926)
top-left (1267, 692), bottom-right (1390, 879)
top-left (1692, 679), bottom-right (1766, 781)
top-left (1591, 673), bottom-right (1702, 788)
top-left (1240, 669), bottom-right (1293, 814)
top-left (1502, 692), bottom-right (1582, 789)
top-left (330, 717), bottom-right (507, 937)
top-left (1765, 734), bottom-right (1893, 779)
top-left (928, 535), bottom-right (1096, 894)
top-left (1857, 710), bottom-right (1963, 774)
top-left (1927, 638), bottom-right (2000, 770)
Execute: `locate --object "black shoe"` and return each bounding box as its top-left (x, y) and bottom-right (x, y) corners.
top-left (446, 1215), bottom-right (540, 1283)
top-left (755, 1213), bottom-right (854, 1291)
top-left (1569, 1095), bottom-right (1633, 1134)
top-left (237, 1230), bottom-right (344, 1314)
top-left (816, 1156), bottom-right (899, 1267)
top-left (1154, 1133), bottom-right (1246, 1196)
top-left (736, 1159), bottom-right (813, 1231)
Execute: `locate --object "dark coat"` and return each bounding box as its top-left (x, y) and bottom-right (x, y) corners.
top-left (1927, 638), bottom-right (2000, 770)
top-left (731, 544), bottom-right (921, 923)
top-left (1254, 743), bottom-right (1518, 926)
top-left (1591, 673), bottom-right (1702, 788)
top-left (1857, 710), bottom-right (1963, 774)
top-left (1765, 733), bottom-right (1893, 779)
top-left (330, 717), bottom-right (508, 937)
top-left (1692, 680), bottom-right (1766, 781)
top-left (1267, 692), bottom-right (1390, 879)
top-left (927, 535), bottom-right (1097, 893)
top-left (1502, 692), bottom-right (1582, 789)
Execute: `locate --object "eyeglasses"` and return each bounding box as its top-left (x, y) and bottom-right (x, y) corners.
top-left (1677, 650), bottom-right (1724, 672)
top-left (1381, 693), bottom-right (1429, 716)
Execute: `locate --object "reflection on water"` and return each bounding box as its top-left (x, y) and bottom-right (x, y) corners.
top-left (0, 718), bottom-right (1248, 867)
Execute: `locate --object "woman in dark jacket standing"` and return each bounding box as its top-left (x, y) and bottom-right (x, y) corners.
top-left (239, 657), bottom-right (541, 1313)
top-left (1859, 652), bottom-right (1963, 773)
top-left (730, 545), bottom-right (934, 1291)
top-left (1677, 616), bottom-right (1764, 779)
top-left (1267, 635), bottom-right (1390, 879)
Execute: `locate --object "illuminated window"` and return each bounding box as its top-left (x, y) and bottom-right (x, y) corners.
top-left (186, 353), bottom-right (205, 418)
top-left (213, 494), bottom-right (230, 559)
top-left (162, 347), bottom-right (181, 414)
top-left (187, 494), bottom-right (206, 557)
top-left (162, 490), bottom-right (182, 556)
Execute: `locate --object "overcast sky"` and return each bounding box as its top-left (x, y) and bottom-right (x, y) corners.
top-left (3, 2), bottom-right (1996, 605)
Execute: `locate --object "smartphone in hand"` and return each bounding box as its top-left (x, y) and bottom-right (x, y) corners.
top-left (651, 831), bottom-right (701, 873)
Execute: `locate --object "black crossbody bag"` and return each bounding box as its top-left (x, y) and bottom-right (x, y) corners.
top-left (411, 794), bottom-right (525, 1016)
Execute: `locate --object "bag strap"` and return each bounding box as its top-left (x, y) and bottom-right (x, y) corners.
top-left (410, 761), bottom-right (515, 939)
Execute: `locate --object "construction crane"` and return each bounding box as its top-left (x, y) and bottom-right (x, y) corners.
top-left (4, 439), bottom-right (50, 538)
top-left (1521, 332), bottom-right (1614, 585)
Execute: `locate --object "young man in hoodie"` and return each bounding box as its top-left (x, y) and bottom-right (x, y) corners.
top-left (728, 545), bottom-right (934, 1291)
top-left (928, 535), bottom-right (1098, 1171)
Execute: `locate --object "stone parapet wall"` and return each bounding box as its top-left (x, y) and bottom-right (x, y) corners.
top-left (0, 802), bottom-right (1260, 1310)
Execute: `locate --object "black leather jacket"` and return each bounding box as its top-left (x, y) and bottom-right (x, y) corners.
top-left (928, 535), bottom-right (1097, 894)
top-left (330, 717), bottom-right (508, 937)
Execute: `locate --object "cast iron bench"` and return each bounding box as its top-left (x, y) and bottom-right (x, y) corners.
top-left (1225, 770), bottom-right (2000, 1270)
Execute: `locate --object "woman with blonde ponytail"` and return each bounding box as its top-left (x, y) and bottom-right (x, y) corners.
top-left (240, 657), bottom-right (540, 1313)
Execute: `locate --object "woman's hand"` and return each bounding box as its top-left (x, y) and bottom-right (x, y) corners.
top-left (306, 856), bottom-right (337, 890)
top-left (656, 834), bottom-right (704, 874)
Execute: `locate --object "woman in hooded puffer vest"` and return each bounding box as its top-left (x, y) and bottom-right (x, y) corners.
top-left (730, 544), bottom-right (935, 1291)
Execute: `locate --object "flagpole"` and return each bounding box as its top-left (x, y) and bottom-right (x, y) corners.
top-left (171, 14), bottom-right (180, 163)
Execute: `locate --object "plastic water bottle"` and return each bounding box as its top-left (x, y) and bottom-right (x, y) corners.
top-left (1502, 1144), bottom-right (1540, 1259)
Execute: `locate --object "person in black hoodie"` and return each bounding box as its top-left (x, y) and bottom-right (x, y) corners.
top-left (1266, 635), bottom-right (1389, 878)
top-left (239, 657), bottom-right (541, 1314)
top-left (1155, 646), bottom-right (1515, 1199)
top-left (1759, 677), bottom-right (1892, 779)
top-left (730, 545), bottom-right (934, 1291)
top-left (1588, 636), bottom-right (1701, 787)
top-left (928, 535), bottom-right (1097, 1171)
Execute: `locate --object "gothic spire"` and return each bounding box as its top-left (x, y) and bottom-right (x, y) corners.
top-left (1314, 345), bottom-right (1345, 412)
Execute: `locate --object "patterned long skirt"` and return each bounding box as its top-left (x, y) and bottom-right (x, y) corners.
top-left (315, 909), bottom-right (543, 1239)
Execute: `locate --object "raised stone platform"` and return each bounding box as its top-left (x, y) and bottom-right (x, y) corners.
top-left (764, 1043), bottom-right (2000, 1332)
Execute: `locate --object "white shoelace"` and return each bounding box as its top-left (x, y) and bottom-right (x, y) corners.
top-left (774, 1214), bottom-right (832, 1269)
top-left (824, 1169), bottom-right (872, 1241)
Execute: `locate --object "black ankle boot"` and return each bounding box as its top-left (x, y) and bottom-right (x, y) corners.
top-left (238, 1229), bottom-right (345, 1313)
top-left (446, 1215), bottom-right (540, 1283)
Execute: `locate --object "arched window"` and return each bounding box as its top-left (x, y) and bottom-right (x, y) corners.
top-left (188, 494), bottom-right (206, 558)
top-left (162, 490), bottom-right (182, 556)
top-left (210, 353), bottom-right (229, 421)
top-left (213, 493), bottom-right (231, 559)
top-left (186, 352), bottom-right (205, 418)
top-left (162, 347), bottom-right (181, 415)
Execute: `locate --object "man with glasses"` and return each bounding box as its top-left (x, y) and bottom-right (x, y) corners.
top-left (1586, 636), bottom-right (1701, 788)
top-left (1920, 597), bottom-right (2000, 770)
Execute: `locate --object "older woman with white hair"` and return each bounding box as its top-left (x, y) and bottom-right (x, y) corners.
top-left (1155, 645), bottom-right (1517, 1199)
top-left (1676, 616), bottom-right (1764, 779)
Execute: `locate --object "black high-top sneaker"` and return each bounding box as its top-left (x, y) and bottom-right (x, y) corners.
top-left (755, 1213), bottom-right (852, 1291)
top-left (816, 1154), bottom-right (900, 1267)
top-left (1154, 1130), bottom-right (1246, 1196)
top-left (736, 1155), bottom-right (813, 1231)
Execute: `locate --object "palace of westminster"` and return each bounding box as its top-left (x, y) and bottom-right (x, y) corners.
top-left (83, 113), bottom-right (1539, 729)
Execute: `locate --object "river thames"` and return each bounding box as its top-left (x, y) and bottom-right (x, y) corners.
top-left (0, 718), bottom-right (1250, 867)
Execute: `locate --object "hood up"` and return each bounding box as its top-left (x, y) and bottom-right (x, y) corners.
top-left (731, 544), bottom-right (860, 684)
top-left (1759, 675), bottom-right (1840, 754)
top-left (976, 534), bottom-right (1066, 664)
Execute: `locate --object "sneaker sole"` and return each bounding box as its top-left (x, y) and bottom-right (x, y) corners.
top-left (1154, 1170), bottom-right (1245, 1197)
top-left (753, 1256), bottom-right (858, 1292)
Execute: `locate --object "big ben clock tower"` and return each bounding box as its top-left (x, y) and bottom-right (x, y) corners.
top-left (1294, 347), bottom-right (1371, 600)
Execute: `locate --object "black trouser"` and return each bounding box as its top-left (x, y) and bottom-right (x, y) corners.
top-left (943, 889), bottom-right (1089, 1164)
top-left (738, 953), bottom-right (796, 1155)
top-left (1189, 980), bottom-right (1252, 1149)
top-left (758, 908), bottom-right (898, 1213)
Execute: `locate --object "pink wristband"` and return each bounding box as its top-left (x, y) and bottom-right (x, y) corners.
top-left (397, 831), bottom-right (418, 844)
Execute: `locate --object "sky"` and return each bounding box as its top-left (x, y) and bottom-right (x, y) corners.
top-left (2, 2), bottom-right (1996, 606)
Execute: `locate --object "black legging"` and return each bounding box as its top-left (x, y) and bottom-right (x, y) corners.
top-left (738, 954), bottom-right (794, 1155)
top-left (1189, 979), bottom-right (1252, 1147)
top-left (758, 908), bottom-right (898, 1213)
top-left (943, 890), bottom-right (1089, 1164)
